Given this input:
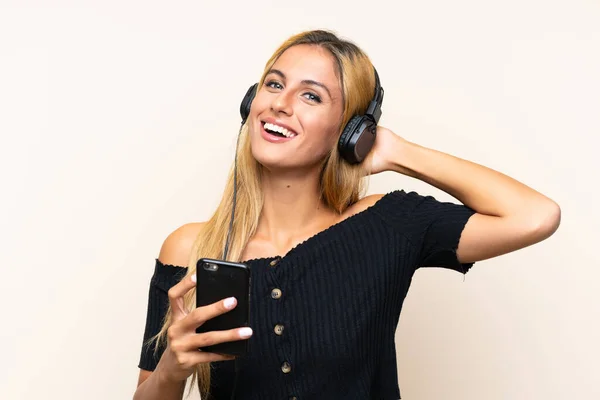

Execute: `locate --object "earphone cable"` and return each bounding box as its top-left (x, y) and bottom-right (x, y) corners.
top-left (222, 122), bottom-right (243, 260)
top-left (225, 124), bottom-right (244, 397)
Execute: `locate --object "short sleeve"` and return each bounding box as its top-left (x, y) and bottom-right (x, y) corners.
top-left (377, 190), bottom-right (477, 275)
top-left (138, 259), bottom-right (188, 371)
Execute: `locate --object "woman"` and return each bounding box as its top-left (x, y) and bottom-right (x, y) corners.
top-left (133, 30), bottom-right (560, 400)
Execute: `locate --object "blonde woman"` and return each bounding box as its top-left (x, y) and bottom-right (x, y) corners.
top-left (133, 30), bottom-right (560, 400)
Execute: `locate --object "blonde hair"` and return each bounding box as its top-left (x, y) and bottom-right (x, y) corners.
top-left (153, 29), bottom-right (379, 398)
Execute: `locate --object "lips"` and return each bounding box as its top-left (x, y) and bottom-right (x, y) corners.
top-left (263, 122), bottom-right (297, 138)
top-left (259, 118), bottom-right (298, 143)
top-left (260, 123), bottom-right (296, 143)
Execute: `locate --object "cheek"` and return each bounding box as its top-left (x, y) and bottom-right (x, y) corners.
top-left (303, 120), bottom-right (341, 155)
top-left (311, 114), bottom-right (341, 143)
top-left (250, 91), bottom-right (271, 114)
top-left (304, 108), bottom-right (340, 135)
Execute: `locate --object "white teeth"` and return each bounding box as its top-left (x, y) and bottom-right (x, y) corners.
top-left (264, 122), bottom-right (296, 138)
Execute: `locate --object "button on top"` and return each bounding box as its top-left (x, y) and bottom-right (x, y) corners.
top-left (269, 257), bottom-right (281, 267)
top-left (281, 361), bottom-right (292, 373)
top-left (274, 324), bottom-right (285, 335)
top-left (271, 288), bottom-right (282, 299)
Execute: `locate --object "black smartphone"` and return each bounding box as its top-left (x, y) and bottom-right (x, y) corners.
top-left (195, 257), bottom-right (251, 357)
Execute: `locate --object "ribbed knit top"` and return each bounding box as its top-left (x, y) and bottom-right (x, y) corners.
top-left (138, 190), bottom-right (476, 399)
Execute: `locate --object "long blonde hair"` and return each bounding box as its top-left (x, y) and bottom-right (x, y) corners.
top-left (154, 29), bottom-right (379, 398)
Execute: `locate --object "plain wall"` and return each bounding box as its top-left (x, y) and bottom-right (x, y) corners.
top-left (1, 0), bottom-right (598, 399)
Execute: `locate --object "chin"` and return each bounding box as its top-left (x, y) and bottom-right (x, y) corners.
top-left (251, 147), bottom-right (294, 170)
top-left (247, 131), bottom-right (289, 168)
top-left (253, 149), bottom-right (330, 175)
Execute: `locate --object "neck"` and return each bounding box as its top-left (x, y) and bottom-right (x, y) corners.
top-left (256, 166), bottom-right (337, 246)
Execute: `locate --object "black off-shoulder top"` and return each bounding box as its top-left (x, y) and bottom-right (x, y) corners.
top-left (138, 190), bottom-right (476, 399)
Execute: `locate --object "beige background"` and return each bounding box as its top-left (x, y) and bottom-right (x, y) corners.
top-left (1, 1), bottom-right (598, 399)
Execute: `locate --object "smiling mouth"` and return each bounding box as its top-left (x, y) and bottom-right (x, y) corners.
top-left (262, 122), bottom-right (298, 138)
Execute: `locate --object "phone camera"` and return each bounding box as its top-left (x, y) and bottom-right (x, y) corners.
top-left (204, 263), bottom-right (219, 272)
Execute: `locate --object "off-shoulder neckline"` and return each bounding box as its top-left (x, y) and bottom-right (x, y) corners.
top-left (156, 190), bottom-right (404, 268)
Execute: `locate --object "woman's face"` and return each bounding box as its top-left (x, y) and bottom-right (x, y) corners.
top-left (248, 44), bottom-right (344, 172)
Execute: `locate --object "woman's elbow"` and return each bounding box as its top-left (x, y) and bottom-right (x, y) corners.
top-left (530, 199), bottom-right (561, 242)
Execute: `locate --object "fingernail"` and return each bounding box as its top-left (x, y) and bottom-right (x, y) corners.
top-left (223, 297), bottom-right (236, 309)
top-left (191, 274), bottom-right (196, 283)
top-left (239, 327), bottom-right (253, 338)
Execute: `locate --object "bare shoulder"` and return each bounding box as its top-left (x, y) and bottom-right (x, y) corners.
top-left (157, 222), bottom-right (206, 267)
top-left (342, 193), bottom-right (386, 219)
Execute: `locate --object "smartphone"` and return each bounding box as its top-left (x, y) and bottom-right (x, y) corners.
top-left (195, 257), bottom-right (251, 357)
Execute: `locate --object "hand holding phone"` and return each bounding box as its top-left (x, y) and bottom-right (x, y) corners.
top-left (195, 258), bottom-right (251, 357)
top-left (155, 270), bottom-right (252, 385)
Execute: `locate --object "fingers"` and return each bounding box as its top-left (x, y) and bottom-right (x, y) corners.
top-left (180, 296), bottom-right (238, 331)
top-left (192, 351), bottom-right (236, 365)
top-left (189, 327), bottom-right (253, 350)
top-left (167, 273), bottom-right (197, 321)
top-left (182, 328), bottom-right (252, 365)
top-left (168, 328), bottom-right (250, 367)
top-left (163, 276), bottom-right (248, 379)
top-left (167, 346), bottom-right (235, 375)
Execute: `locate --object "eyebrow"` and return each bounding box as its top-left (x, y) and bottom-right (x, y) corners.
top-left (267, 68), bottom-right (332, 99)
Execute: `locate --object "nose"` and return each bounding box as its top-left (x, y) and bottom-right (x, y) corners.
top-left (270, 90), bottom-right (293, 116)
